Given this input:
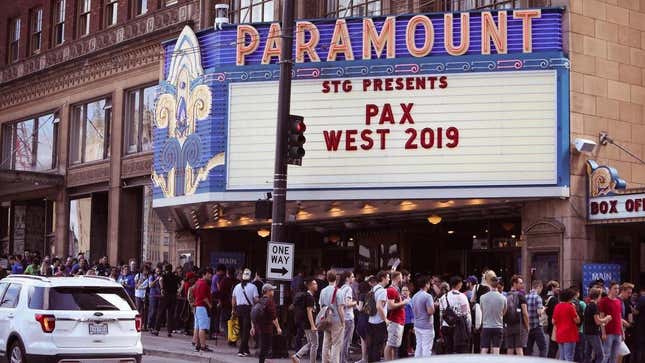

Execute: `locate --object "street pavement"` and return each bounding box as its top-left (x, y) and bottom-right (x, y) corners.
top-left (142, 333), bottom-right (293, 363)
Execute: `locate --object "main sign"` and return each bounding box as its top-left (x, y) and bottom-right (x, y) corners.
top-left (266, 241), bottom-right (294, 281)
top-left (228, 70), bottom-right (558, 190)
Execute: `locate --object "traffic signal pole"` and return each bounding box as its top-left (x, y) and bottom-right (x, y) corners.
top-left (270, 0), bottom-right (295, 244)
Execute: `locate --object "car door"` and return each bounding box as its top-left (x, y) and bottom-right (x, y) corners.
top-left (0, 283), bottom-right (21, 351)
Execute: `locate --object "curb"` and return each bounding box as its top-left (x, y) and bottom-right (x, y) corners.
top-left (144, 348), bottom-right (225, 363)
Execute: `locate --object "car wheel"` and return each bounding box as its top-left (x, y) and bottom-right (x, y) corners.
top-left (9, 340), bottom-right (26, 363)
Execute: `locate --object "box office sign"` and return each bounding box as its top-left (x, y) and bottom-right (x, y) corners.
top-left (153, 8), bottom-right (569, 204)
top-left (588, 193), bottom-right (645, 222)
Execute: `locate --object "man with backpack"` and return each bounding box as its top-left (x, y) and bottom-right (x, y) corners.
top-left (317, 271), bottom-right (345, 363)
top-left (292, 279), bottom-right (319, 363)
top-left (232, 268), bottom-right (259, 357)
top-left (439, 276), bottom-right (472, 354)
top-left (367, 271), bottom-right (390, 362)
top-left (153, 264), bottom-right (180, 337)
top-left (526, 280), bottom-right (547, 357)
top-left (251, 283), bottom-right (282, 363)
top-left (480, 277), bottom-right (507, 355)
top-left (505, 275), bottom-right (529, 355)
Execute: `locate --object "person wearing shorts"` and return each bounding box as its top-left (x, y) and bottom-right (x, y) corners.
top-left (384, 271), bottom-right (410, 360)
top-left (192, 268), bottom-right (214, 352)
top-left (480, 277), bottom-right (507, 354)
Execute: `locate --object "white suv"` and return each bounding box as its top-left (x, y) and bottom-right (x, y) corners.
top-left (0, 275), bottom-right (143, 363)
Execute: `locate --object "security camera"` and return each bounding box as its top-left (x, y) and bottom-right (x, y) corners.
top-left (573, 138), bottom-right (597, 153)
top-left (214, 4), bottom-right (229, 30)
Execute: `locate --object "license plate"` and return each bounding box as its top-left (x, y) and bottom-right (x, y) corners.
top-left (89, 322), bottom-right (108, 335)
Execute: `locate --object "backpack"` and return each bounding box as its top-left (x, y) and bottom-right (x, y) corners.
top-left (363, 286), bottom-right (382, 317)
top-left (187, 285), bottom-right (196, 307)
top-left (442, 294), bottom-right (459, 327)
top-left (251, 297), bottom-right (269, 323)
top-left (315, 287), bottom-right (339, 331)
top-left (504, 292), bottom-right (521, 325)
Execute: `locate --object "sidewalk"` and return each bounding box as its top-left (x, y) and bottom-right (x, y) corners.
top-left (142, 333), bottom-right (293, 363)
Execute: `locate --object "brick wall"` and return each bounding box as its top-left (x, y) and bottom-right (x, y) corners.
top-left (569, 0), bottom-right (645, 188)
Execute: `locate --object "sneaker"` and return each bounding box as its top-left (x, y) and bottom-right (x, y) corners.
top-left (237, 353), bottom-right (244, 357)
top-left (201, 346), bottom-right (213, 352)
top-left (167, 333), bottom-right (172, 338)
top-left (291, 354), bottom-right (301, 363)
top-left (195, 345), bottom-right (201, 352)
top-left (150, 331), bottom-right (159, 336)
top-left (242, 352), bottom-right (250, 357)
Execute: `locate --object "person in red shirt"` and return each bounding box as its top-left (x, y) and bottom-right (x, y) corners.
top-left (384, 271), bottom-right (409, 361)
top-left (598, 282), bottom-right (623, 363)
top-left (553, 288), bottom-right (580, 361)
top-left (192, 268), bottom-right (213, 352)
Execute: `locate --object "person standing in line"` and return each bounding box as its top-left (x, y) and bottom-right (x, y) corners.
top-left (480, 277), bottom-right (507, 355)
top-left (232, 268), bottom-right (259, 357)
top-left (619, 283), bottom-right (635, 363)
top-left (219, 267), bottom-right (237, 345)
top-left (192, 268), bottom-right (214, 352)
top-left (412, 275), bottom-right (435, 358)
top-left (356, 276), bottom-right (377, 363)
top-left (552, 288), bottom-right (581, 361)
top-left (118, 265), bottom-right (136, 300)
top-left (367, 271), bottom-right (390, 363)
top-left (526, 280), bottom-right (547, 357)
top-left (135, 265), bottom-right (151, 331)
top-left (504, 275), bottom-right (529, 356)
top-left (338, 271), bottom-right (356, 363)
top-left (470, 270), bottom-right (494, 353)
top-left (398, 285), bottom-right (415, 358)
top-left (210, 264), bottom-right (226, 337)
top-left (571, 287), bottom-right (587, 362)
top-left (148, 266), bottom-right (162, 332)
top-left (545, 280), bottom-right (562, 359)
top-left (584, 287), bottom-right (612, 363)
top-left (384, 271), bottom-right (409, 361)
top-left (598, 282), bottom-right (624, 363)
top-left (439, 276), bottom-right (471, 354)
top-left (292, 279), bottom-right (319, 363)
top-left (154, 264), bottom-right (179, 337)
top-left (318, 271), bottom-right (345, 363)
top-left (251, 283), bottom-right (282, 363)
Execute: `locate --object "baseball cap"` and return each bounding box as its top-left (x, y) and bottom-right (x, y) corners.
top-left (242, 268), bottom-right (252, 281)
top-left (467, 275), bottom-right (478, 284)
top-left (262, 283), bottom-right (277, 294)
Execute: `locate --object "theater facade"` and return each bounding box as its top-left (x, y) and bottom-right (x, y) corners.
top-left (152, 6), bottom-right (643, 287)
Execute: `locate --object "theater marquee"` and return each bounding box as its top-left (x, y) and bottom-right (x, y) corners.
top-left (153, 8), bottom-right (569, 206)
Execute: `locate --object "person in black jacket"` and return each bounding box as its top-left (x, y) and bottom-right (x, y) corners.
top-left (153, 264), bottom-right (180, 337)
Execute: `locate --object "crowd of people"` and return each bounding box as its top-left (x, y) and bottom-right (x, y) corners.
top-left (2, 251), bottom-right (644, 363)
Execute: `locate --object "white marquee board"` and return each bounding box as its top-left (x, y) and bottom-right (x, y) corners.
top-left (227, 70), bottom-right (558, 192)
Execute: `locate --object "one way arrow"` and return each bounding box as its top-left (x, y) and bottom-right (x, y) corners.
top-left (271, 267), bottom-right (288, 276)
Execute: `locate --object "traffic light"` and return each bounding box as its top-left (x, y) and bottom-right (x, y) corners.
top-left (287, 115), bottom-right (306, 166)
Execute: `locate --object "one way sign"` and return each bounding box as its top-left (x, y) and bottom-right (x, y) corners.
top-left (267, 241), bottom-right (294, 281)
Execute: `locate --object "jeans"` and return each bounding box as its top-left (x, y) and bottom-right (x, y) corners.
top-left (136, 297), bottom-right (147, 329)
top-left (295, 329), bottom-right (319, 363)
top-left (258, 332), bottom-right (272, 363)
top-left (526, 326), bottom-right (547, 357)
top-left (340, 319), bottom-right (354, 363)
top-left (584, 334), bottom-right (604, 363)
top-left (414, 327), bottom-right (435, 357)
top-left (602, 334), bottom-right (621, 363)
top-left (575, 334), bottom-right (586, 362)
top-left (322, 322), bottom-right (344, 363)
top-left (155, 295), bottom-right (177, 333)
top-left (399, 323), bottom-right (415, 357)
top-left (147, 296), bottom-right (159, 329)
top-left (367, 322), bottom-right (387, 362)
top-left (295, 320), bottom-right (305, 352)
top-left (559, 342), bottom-right (576, 361)
top-left (219, 305), bottom-right (232, 334)
top-left (236, 305), bottom-right (252, 354)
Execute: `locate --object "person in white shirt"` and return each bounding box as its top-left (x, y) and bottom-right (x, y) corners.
top-left (367, 271), bottom-right (390, 362)
top-left (338, 271), bottom-right (357, 363)
top-left (412, 275), bottom-right (435, 357)
top-left (318, 271), bottom-right (345, 363)
top-left (232, 268), bottom-right (259, 357)
top-left (439, 276), bottom-right (472, 354)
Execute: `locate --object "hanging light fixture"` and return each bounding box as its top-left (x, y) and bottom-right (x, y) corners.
top-left (427, 214), bottom-right (442, 225)
top-left (257, 228), bottom-right (270, 238)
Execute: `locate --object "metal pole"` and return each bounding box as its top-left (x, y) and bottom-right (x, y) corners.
top-left (270, 0), bottom-right (295, 244)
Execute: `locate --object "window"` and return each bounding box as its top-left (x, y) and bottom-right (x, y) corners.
top-left (47, 287), bottom-right (135, 310)
top-left (124, 85), bottom-right (155, 154)
top-left (8, 18), bottom-right (21, 63)
top-left (445, 0), bottom-right (551, 11)
top-left (70, 98), bottom-right (111, 164)
top-left (132, 0), bottom-right (148, 16)
top-left (1, 113), bottom-right (58, 171)
top-left (53, 0), bottom-right (66, 45)
top-left (326, 0), bottom-right (381, 18)
top-left (230, 0), bottom-right (273, 23)
top-left (30, 8), bottom-right (43, 54)
top-left (165, 0), bottom-right (178, 6)
top-left (103, 0), bottom-right (118, 27)
top-left (78, 0), bottom-right (91, 37)
top-left (0, 283), bottom-right (21, 308)
top-left (69, 197), bottom-right (91, 258)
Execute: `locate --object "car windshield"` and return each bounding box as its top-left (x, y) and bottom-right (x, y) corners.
top-left (45, 287), bottom-right (135, 311)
